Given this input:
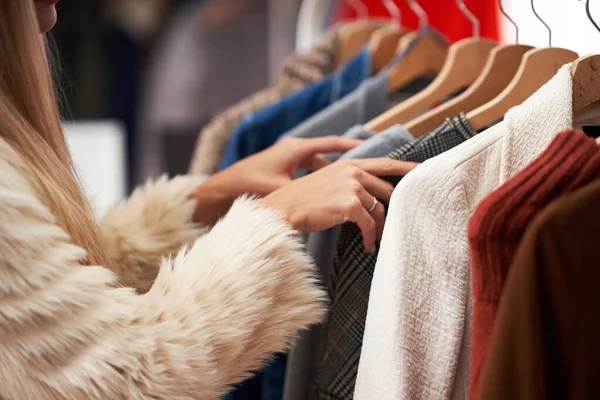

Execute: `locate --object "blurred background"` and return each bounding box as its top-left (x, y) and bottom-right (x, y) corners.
top-left (51, 0), bottom-right (599, 216)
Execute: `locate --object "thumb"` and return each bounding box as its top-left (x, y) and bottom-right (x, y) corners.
top-left (300, 154), bottom-right (331, 172)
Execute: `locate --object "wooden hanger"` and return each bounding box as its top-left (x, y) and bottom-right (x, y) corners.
top-left (335, 20), bottom-right (387, 69)
top-left (573, 0), bottom-right (600, 112)
top-left (405, 44), bottom-right (532, 137)
top-left (366, 37), bottom-right (496, 133)
top-left (572, 55), bottom-right (600, 112)
top-left (370, 0), bottom-right (411, 73)
top-left (369, 25), bottom-right (411, 73)
top-left (466, 48), bottom-right (578, 132)
top-left (384, 30), bottom-right (449, 95)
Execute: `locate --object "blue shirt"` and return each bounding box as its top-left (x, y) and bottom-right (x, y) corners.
top-left (219, 48), bottom-right (371, 169)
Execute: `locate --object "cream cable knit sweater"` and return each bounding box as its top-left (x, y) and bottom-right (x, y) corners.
top-left (0, 138), bottom-right (326, 399)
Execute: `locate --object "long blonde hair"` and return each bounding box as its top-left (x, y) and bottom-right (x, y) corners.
top-left (0, 0), bottom-right (112, 268)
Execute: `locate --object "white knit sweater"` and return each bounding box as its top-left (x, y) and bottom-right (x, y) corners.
top-left (355, 64), bottom-right (600, 400)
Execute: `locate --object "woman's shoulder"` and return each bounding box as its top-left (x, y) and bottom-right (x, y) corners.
top-left (0, 136), bottom-right (39, 194)
top-left (0, 135), bottom-right (24, 163)
top-left (0, 135), bottom-right (56, 225)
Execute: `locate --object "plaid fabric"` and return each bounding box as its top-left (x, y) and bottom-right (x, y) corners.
top-left (311, 113), bottom-right (477, 400)
top-left (188, 26), bottom-right (341, 175)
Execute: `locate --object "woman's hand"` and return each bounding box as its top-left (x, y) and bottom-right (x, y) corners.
top-left (191, 136), bottom-right (363, 226)
top-left (224, 136), bottom-right (364, 195)
top-left (261, 158), bottom-right (419, 252)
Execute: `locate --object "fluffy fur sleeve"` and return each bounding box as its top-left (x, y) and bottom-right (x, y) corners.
top-left (0, 143), bottom-right (327, 399)
top-left (100, 175), bottom-right (208, 293)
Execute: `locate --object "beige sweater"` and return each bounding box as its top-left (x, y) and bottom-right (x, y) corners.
top-left (0, 138), bottom-right (326, 399)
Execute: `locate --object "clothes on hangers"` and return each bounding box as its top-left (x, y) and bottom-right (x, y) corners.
top-left (221, 43), bottom-right (372, 400)
top-left (477, 178), bottom-right (600, 400)
top-left (189, 25), bottom-right (342, 175)
top-left (321, 125), bottom-right (375, 162)
top-left (355, 64), bottom-right (600, 400)
top-left (467, 130), bottom-right (600, 399)
top-left (283, 125), bottom-right (414, 400)
top-left (303, 125), bottom-right (414, 286)
top-left (282, 71), bottom-right (431, 143)
top-left (218, 47), bottom-right (372, 170)
top-left (153, 6), bottom-right (600, 398)
top-left (220, 26), bottom-right (386, 400)
top-left (312, 113), bottom-right (476, 400)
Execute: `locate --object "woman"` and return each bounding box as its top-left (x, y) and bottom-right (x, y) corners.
top-left (0, 1), bottom-right (417, 398)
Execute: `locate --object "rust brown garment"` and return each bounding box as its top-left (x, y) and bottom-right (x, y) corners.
top-left (477, 179), bottom-right (600, 400)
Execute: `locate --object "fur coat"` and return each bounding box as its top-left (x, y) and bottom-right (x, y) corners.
top-left (0, 138), bottom-right (326, 399)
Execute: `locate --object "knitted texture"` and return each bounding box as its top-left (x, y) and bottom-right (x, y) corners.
top-left (468, 130), bottom-right (600, 398)
top-left (477, 180), bottom-right (600, 400)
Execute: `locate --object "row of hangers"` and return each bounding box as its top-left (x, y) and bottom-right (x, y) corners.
top-left (331, 0), bottom-right (600, 138)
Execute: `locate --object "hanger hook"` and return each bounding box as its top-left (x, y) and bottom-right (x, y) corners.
top-left (346, 0), bottom-right (368, 20)
top-left (383, 0), bottom-right (402, 27)
top-left (498, 0), bottom-right (519, 43)
top-left (456, 0), bottom-right (480, 38)
top-left (406, 0), bottom-right (429, 30)
top-left (531, 0), bottom-right (551, 46)
top-left (583, 0), bottom-right (600, 33)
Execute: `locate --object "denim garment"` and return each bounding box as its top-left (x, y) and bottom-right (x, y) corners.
top-left (219, 47), bottom-right (371, 170)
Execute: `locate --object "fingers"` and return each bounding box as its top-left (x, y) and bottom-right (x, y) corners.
top-left (370, 201), bottom-right (386, 244)
top-left (301, 154), bottom-right (331, 172)
top-left (354, 186), bottom-right (386, 251)
top-left (292, 136), bottom-right (363, 160)
top-left (344, 164), bottom-right (398, 251)
top-left (349, 158), bottom-right (419, 177)
top-left (356, 170), bottom-right (395, 204)
top-left (348, 202), bottom-right (377, 253)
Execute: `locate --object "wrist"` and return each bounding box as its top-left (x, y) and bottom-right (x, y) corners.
top-left (191, 172), bottom-right (241, 226)
top-left (205, 170), bottom-right (244, 199)
top-left (261, 195), bottom-right (303, 232)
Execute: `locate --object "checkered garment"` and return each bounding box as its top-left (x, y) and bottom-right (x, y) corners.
top-left (311, 113), bottom-right (477, 400)
top-left (188, 27), bottom-right (341, 175)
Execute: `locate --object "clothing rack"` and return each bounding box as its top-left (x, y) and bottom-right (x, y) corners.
top-left (188, 1), bottom-right (600, 399)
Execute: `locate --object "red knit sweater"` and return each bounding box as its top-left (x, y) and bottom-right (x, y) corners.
top-left (467, 130), bottom-right (600, 399)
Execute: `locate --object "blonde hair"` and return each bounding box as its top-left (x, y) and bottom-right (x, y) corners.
top-left (0, 0), bottom-right (112, 268)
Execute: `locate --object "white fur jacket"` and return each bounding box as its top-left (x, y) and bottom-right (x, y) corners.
top-left (0, 138), bottom-right (326, 399)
